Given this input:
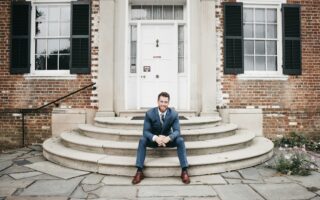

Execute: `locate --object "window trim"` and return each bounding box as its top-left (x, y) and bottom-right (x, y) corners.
top-left (29, 2), bottom-right (72, 76)
top-left (241, 3), bottom-right (287, 79)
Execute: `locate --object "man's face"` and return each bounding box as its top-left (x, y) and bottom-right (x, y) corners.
top-left (157, 96), bottom-right (169, 113)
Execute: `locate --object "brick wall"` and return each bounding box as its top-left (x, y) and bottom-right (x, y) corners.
top-left (216, 0), bottom-right (320, 139)
top-left (0, 0), bottom-right (100, 150)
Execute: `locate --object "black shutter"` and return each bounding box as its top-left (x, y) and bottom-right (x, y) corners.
top-left (70, 1), bottom-right (90, 74)
top-left (10, 2), bottom-right (31, 74)
top-left (282, 4), bottom-right (301, 75)
top-left (223, 3), bottom-right (243, 74)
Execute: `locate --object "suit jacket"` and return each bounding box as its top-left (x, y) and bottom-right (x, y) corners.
top-left (143, 107), bottom-right (181, 141)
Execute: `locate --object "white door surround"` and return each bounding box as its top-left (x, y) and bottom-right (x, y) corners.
top-left (96, 0), bottom-right (218, 117)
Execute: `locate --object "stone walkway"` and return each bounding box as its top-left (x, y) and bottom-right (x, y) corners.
top-left (0, 146), bottom-right (320, 200)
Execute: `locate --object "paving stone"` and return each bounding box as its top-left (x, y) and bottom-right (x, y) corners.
top-left (0, 175), bottom-right (34, 188)
top-left (263, 176), bottom-right (292, 183)
top-left (101, 175), bottom-right (132, 185)
top-left (19, 176), bottom-right (83, 196)
top-left (82, 173), bottom-right (104, 184)
top-left (184, 198), bottom-right (220, 200)
top-left (82, 183), bottom-right (104, 192)
top-left (9, 171), bottom-right (43, 179)
top-left (5, 197), bottom-right (68, 200)
top-left (24, 174), bottom-right (59, 180)
top-left (241, 179), bottom-right (264, 184)
top-left (29, 145), bottom-right (43, 152)
top-left (13, 159), bottom-right (32, 166)
top-left (26, 156), bottom-right (46, 163)
top-left (311, 197), bottom-right (320, 200)
top-left (138, 186), bottom-right (216, 197)
top-left (213, 185), bottom-right (263, 200)
top-left (0, 165), bottom-right (34, 175)
top-left (25, 161), bottom-right (90, 179)
top-left (250, 183), bottom-right (316, 200)
top-left (0, 152), bottom-right (25, 162)
top-left (287, 172), bottom-right (320, 189)
top-left (71, 186), bottom-right (88, 199)
top-left (317, 190), bottom-right (320, 195)
top-left (191, 175), bottom-right (227, 185)
top-left (221, 171), bottom-right (241, 179)
top-left (0, 187), bottom-right (17, 197)
top-left (0, 161), bottom-right (12, 172)
top-left (87, 193), bottom-right (100, 199)
top-left (225, 179), bottom-right (242, 184)
top-left (238, 167), bottom-right (263, 180)
top-left (138, 198), bottom-right (183, 200)
top-left (90, 186), bottom-right (137, 199)
top-left (256, 167), bottom-right (277, 177)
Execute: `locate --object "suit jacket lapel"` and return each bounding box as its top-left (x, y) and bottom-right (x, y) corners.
top-left (161, 108), bottom-right (170, 134)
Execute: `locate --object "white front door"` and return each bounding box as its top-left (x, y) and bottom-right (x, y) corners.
top-left (139, 24), bottom-right (178, 108)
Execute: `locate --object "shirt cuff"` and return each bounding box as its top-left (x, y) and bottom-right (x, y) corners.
top-left (152, 135), bottom-right (158, 142)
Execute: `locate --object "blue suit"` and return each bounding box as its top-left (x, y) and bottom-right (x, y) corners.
top-left (135, 107), bottom-right (189, 169)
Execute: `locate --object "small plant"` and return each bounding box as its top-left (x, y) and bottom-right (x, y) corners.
top-left (267, 146), bottom-right (318, 176)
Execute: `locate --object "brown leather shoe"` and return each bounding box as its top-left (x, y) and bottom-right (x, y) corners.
top-left (132, 171), bottom-right (144, 184)
top-left (181, 171), bottom-right (190, 184)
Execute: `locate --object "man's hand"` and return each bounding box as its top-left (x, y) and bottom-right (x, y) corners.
top-left (159, 135), bottom-right (170, 145)
top-left (155, 136), bottom-right (166, 147)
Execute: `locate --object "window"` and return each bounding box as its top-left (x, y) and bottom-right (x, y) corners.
top-left (130, 5), bottom-right (183, 20)
top-left (10, 1), bottom-right (90, 75)
top-left (243, 7), bottom-right (278, 72)
top-left (130, 25), bottom-right (137, 73)
top-left (34, 5), bottom-right (71, 71)
top-left (178, 25), bottom-right (184, 73)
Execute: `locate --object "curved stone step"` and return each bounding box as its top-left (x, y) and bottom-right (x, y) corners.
top-left (78, 123), bottom-right (237, 141)
top-left (94, 116), bottom-right (222, 130)
top-left (43, 137), bottom-right (273, 177)
top-left (60, 130), bottom-right (255, 156)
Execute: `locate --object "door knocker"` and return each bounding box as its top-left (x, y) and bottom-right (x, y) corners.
top-left (156, 39), bottom-right (159, 47)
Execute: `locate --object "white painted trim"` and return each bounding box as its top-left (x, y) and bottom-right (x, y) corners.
top-left (24, 74), bottom-right (77, 80)
top-left (239, 0), bottom-right (286, 4)
top-left (28, 1), bottom-right (73, 77)
top-left (242, 3), bottom-right (284, 78)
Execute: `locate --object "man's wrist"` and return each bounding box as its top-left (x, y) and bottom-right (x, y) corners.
top-left (152, 135), bottom-right (159, 142)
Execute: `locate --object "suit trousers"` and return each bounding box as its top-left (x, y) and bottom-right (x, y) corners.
top-left (135, 136), bottom-right (189, 169)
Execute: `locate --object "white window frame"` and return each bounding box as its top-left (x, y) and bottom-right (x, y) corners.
top-left (237, 1), bottom-right (288, 80)
top-left (25, 0), bottom-right (76, 79)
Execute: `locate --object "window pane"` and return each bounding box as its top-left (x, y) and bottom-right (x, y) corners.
top-left (244, 56), bottom-right (254, 71)
top-left (267, 24), bottom-right (277, 38)
top-left (36, 6), bottom-right (48, 21)
top-left (244, 40), bottom-right (254, 54)
top-left (49, 6), bottom-right (60, 21)
top-left (130, 25), bottom-right (137, 73)
top-left (255, 56), bottom-right (266, 71)
top-left (59, 39), bottom-right (70, 54)
top-left (131, 25), bottom-right (137, 41)
top-left (35, 55), bottom-right (46, 70)
top-left (36, 39), bottom-right (46, 54)
top-left (255, 24), bottom-right (265, 38)
top-left (178, 42), bottom-right (184, 57)
top-left (131, 5), bottom-right (141, 20)
top-left (48, 22), bottom-right (59, 36)
top-left (47, 54), bottom-right (58, 70)
top-left (244, 24), bottom-right (253, 38)
top-left (178, 25), bottom-right (184, 73)
top-left (244, 8), bottom-right (253, 22)
top-left (48, 39), bottom-right (59, 54)
top-left (255, 41), bottom-right (265, 55)
top-left (178, 58), bottom-right (184, 73)
top-left (60, 6), bottom-right (70, 21)
top-left (267, 41), bottom-right (276, 55)
top-left (174, 6), bottom-right (183, 20)
top-left (267, 56), bottom-right (277, 71)
top-left (141, 5), bottom-right (152, 20)
top-left (153, 6), bottom-right (162, 19)
top-left (59, 55), bottom-right (70, 70)
top-left (255, 8), bottom-right (265, 23)
top-left (35, 22), bottom-right (47, 37)
top-left (131, 41), bottom-right (137, 57)
top-left (163, 6), bottom-right (173, 20)
top-left (60, 22), bottom-right (70, 36)
top-left (267, 9), bottom-right (276, 23)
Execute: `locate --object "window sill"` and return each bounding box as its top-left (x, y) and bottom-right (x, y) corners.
top-left (237, 73), bottom-right (288, 80)
top-left (24, 74), bottom-right (77, 80)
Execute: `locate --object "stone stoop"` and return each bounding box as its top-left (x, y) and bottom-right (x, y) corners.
top-left (42, 116), bottom-right (274, 177)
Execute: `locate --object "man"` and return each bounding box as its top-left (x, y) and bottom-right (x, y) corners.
top-left (132, 92), bottom-right (190, 184)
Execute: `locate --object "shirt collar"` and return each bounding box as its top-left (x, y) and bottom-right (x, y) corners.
top-left (158, 108), bottom-right (167, 117)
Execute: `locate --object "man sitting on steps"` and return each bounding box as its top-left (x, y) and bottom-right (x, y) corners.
top-left (132, 91), bottom-right (190, 184)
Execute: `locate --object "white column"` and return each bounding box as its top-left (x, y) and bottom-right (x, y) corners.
top-left (96, 0), bottom-right (115, 117)
top-left (200, 0), bottom-right (218, 116)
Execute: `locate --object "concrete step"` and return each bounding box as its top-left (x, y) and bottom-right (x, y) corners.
top-left (60, 130), bottom-right (255, 157)
top-left (119, 110), bottom-right (198, 117)
top-left (94, 116), bottom-right (222, 130)
top-left (78, 123), bottom-right (238, 142)
top-left (43, 137), bottom-right (273, 177)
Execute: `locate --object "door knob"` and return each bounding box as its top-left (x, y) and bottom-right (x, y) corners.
top-left (156, 75), bottom-right (159, 78)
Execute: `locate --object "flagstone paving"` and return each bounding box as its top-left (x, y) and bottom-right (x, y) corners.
top-left (0, 145), bottom-right (319, 200)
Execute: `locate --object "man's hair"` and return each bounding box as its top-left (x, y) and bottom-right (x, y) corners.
top-left (158, 92), bottom-right (170, 101)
